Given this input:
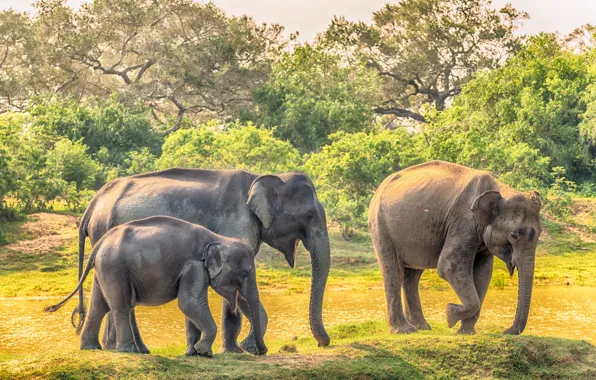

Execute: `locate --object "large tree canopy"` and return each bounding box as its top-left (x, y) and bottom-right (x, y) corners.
top-left (424, 34), bottom-right (596, 187)
top-left (322, 0), bottom-right (527, 123)
top-left (241, 45), bottom-right (379, 152)
top-left (0, 0), bottom-right (285, 133)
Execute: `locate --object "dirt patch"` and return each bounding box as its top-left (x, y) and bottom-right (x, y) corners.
top-left (6, 213), bottom-right (78, 255)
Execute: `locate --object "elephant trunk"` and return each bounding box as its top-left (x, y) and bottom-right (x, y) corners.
top-left (242, 278), bottom-right (267, 355)
top-left (504, 252), bottom-right (535, 335)
top-left (307, 228), bottom-right (331, 347)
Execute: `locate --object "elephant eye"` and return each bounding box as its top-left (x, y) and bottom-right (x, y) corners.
top-left (510, 232), bottom-right (519, 241)
top-left (304, 211), bottom-right (314, 221)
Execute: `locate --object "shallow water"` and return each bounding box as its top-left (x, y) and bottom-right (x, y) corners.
top-left (1, 286), bottom-right (595, 355)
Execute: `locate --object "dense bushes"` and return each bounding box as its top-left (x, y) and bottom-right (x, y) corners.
top-left (157, 122), bottom-right (301, 173)
top-left (304, 130), bottom-right (422, 237)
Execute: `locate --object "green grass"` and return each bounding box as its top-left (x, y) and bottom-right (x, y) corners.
top-left (3, 207), bottom-right (596, 378)
top-left (1, 321), bottom-right (594, 379)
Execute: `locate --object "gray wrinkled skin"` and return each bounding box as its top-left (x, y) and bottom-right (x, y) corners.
top-left (46, 216), bottom-right (267, 356)
top-left (368, 161), bottom-right (542, 335)
top-left (76, 168), bottom-right (331, 353)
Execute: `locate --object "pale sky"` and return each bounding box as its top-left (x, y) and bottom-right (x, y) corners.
top-left (1, 0), bottom-right (595, 41)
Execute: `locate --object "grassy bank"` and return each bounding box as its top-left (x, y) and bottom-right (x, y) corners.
top-left (1, 321), bottom-right (595, 379)
top-left (3, 201), bottom-right (596, 297)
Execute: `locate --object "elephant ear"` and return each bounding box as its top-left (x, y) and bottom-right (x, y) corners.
top-left (202, 242), bottom-right (223, 279)
top-left (247, 175), bottom-right (284, 228)
top-left (471, 191), bottom-right (502, 229)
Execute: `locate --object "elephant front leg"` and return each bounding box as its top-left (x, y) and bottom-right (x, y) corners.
top-left (438, 244), bottom-right (480, 329)
top-left (237, 296), bottom-right (268, 354)
top-left (184, 317), bottom-right (202, 356)
top-left (459, 252), bottom-right (493, 334)
top-left (179, 298), bottom-right (217, 357)
top-left (219, 299), bottom-right (244, 353)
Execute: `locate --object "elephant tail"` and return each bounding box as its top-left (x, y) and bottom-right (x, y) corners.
top-left (72, 203), bottom-right (92, 333)
top-left (44, 244), bottom-right (98, 335)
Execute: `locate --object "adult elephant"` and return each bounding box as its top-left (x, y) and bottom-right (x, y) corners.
top-left (74, 168), bottom-right (330, 354)
top-left (368, 161), bottom-right (542, 335)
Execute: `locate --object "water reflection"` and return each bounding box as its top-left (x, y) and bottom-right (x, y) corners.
top-left (1, 286), bottom-right (594, 354)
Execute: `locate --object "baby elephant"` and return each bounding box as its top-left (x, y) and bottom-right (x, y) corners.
top-left (45, 216), bottom-right (267, 357)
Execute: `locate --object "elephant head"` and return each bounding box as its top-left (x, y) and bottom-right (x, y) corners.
top-left (472, 190), bottom-right (542, 335)
top-left (247, 173), bottom-right (330, 347)
top-left (203, 241), bottom-right (267, 355)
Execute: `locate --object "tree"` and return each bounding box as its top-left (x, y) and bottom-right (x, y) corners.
top-left (323, 0), bottom-right (528, 122)
top-left (217, 122), bottom-right (301, 172)
top-left (242, 45), bottom-right (379, 152)
top-left (8, 0), bottom-right (286, 131)
top-left (0, 10), bottom-right (35, 111)
top-left (424, 34), bottom-right (593, 187)
top-left (304, 130), bottom-right (423, 238)
top-left (157, 121), bottom-right (301, 173)
top-left (28, 95), bottom-right (163, 169)
top-left (45, 138), bottom-right (101, 191)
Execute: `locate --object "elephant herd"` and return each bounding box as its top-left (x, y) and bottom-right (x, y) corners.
top-left (47, 160), bottom-right (542, 356)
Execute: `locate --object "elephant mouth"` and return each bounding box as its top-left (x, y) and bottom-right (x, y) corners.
top-left (496, 245), bottom-right (515, 276)
top-left (283, 239), bottom-right (300, 268)
top-left (507, 259), bottom-right (515, 276)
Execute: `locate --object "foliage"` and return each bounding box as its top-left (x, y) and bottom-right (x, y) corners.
top-left (1, 0), bottom-right (285, 134)
top-left (123, 148), bottom-right (157, 176)
top-left (322, 0), bottom-right (528, 122)
top-left (218, 122), bottom-right (301, 172)
top-left (242, 45), bottom-right (379, 152)
top-left (304, 130), bottom-right (423, 238)
top-left (45, 138), bottom-right (101, 191)
top-left (544, 167), bottom-right (577, 219)
top-left (424, 34), bottom-right (595, 188)
top-left (157, 121), bottom-right (301, 173)
top-left (28, 95), bottom-right (163, 169)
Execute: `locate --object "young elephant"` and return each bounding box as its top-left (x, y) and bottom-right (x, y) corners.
top-left (45, 216), bottom-right (267, 357)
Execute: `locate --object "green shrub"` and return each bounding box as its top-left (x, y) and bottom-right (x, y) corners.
top-left (304, 129), bottom-right (423, 239)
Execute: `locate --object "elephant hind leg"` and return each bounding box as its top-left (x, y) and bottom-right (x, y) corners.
top-left (458, 252), bottom-right (493, 334)
top-left (102, 313), bottom-right (117, 350)
top-left (403, 268), bottom-right (431, 330)
top-left (372, 235), bottom-right (416, 334)
top-left (130, 310), bottom-right (150, 353)
top-left (80, 276), bottom-right (109, 350)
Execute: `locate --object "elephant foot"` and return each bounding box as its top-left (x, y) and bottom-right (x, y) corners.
top-left (407, 318), bottom-right (431, 331)
top-left (390, 321), bottom-right (417, 334)
top-left (80, 342), bottom-right (102, 351)
top-left (240, 336), bottom-right (259, 355)
top-left (416, 321), bottom-right (432, 331)
top-left (194, 341), bottom-right (213, 358)
top-left (456, 325), bottom-right (476, 335)
top-left (185, 345), bottom-right (198, 356)
top-left (446, 303), bottom-right (462, 328)
top-left (503, 326), bottom-right (522, 335)
top-left (218, 344), bottom-right (244, 354)
top-left (103, 339), bottom-right (117, 350)
top-left (135, 342), bottom-right (150, 354)
top-left (116, 343), bottom-right (148, 354)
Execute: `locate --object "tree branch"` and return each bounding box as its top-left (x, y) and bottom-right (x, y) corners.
top-left (373, 106), bottom-right (426, 122)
